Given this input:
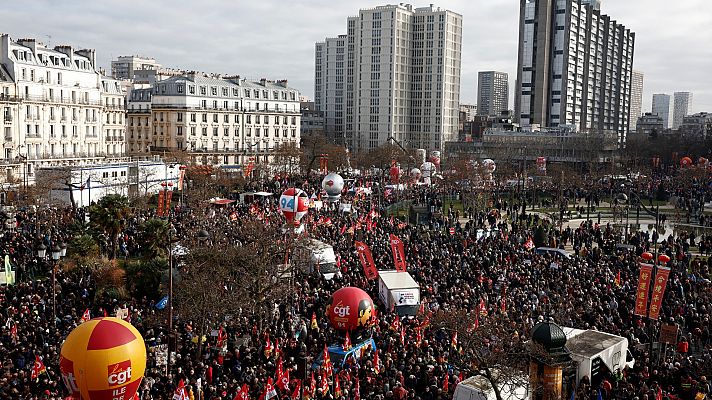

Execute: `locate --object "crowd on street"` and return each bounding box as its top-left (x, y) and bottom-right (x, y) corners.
top-left (0, 170), bottom-right (711, 400)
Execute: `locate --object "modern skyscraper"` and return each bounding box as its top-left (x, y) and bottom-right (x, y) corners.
top-left (316, 4), bottom-right (463, 153)
top-left (514, 0), bottom-right (635, 142)
top-left (673, 91), bottom-right (692, 130)
top-left (629, 70), bottom-right (643, 131)
top-left (477, 71), bottom-right (509, 116)
top-left (651, 94), bottom-right (672, 129)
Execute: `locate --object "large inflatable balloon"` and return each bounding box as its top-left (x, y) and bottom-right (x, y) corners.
top-left (322, 173), bottom-right (344, 202)
top-left (60, 317), bottom-right (146, 400)
top-left (280, 188), bottom-right (309, 225)
top-left (680, 156), bottom-right (693, 167)
top-left (328, 287), bottom-right (375, 331)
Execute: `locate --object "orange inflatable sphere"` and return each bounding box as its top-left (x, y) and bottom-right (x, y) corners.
top-left (60, 317), bottom-right (146, 400)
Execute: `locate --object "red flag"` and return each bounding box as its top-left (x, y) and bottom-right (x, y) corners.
top-left (634, 263), bottom-right (654, 317)
top-left (308, 372), bottom-right (316, 399)
top-left (264, 334), bottom-right (273, 357)
top-left (478, 299), bottom-right (488, 317)
top-left (275, 358), bottom-right (284, 383)
top-left (400, 326), bottom-right (406, 345)
top-left (320, 370), bottom-right (329, 395)
top-left (173, 379), bottom-right (189, 400)
top-left (10, 323), bottom-right (18, 342)
top-left (390, 316), bottom-right (401, 332)
top-left (340, 224), bottom-right (347, 235)
top-left (443, 374), bottom-right (449, 393)
top-left (656, 386), bottom-right (663, 400)
top-left (354, 378), bottom-right (361, 400)
top-left (322, 346), bottom-right (333, 377)
top-left (260, 377), bottom-right (278, 400)
top-left (615, 270), bottom-right (621, 287)
top-left (373, 350), bottom-right (381, 374)
top-left (234, 384), bottom-right (249, 400)
top-left (31, 355), bottom-right (46, 380)
top-left (473, 313), bottom-right (480, 330)
top-left (451, 331), bottom-right (458, 349)
top-left (343, 332), bottom-right (352, 351)
top-left (334, 374), bottom-right (342, 397)
top-left (165, 190), bottom-right (173, 213)
top-left (80, 309), bottom-right (91, 323)
top-left (157, 190), bottom-right (166, 217)
top-left (217, 327), bottom-right (227, 349)
top-left (355, 241), bottom-right (378, 280)
top-left (524, 237), bottom-right (535, 250)
top-left (290, 380), bottom-right (301, 400)
top-left (389, 234), bottom-right (407, 272)
top-left (277, 365), bottom-right (290, 392)
top-left (415, 327), bottom-right (422, 347)
top-left (648, 266), bottom-right (671, 320)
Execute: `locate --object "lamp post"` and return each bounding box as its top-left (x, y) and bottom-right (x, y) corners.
top-left (166, 225), bottom-right (177, 377)
top-left (50, 244), bottom-right (63, 323)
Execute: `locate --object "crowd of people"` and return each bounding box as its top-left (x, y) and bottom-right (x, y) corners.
top-left (0, 170), bottom-right (710, 400)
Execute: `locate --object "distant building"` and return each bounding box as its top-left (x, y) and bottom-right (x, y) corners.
top-left (459, 104), bottom-right (477, 122)
top-left (316, 3), bottom-right (463, 153)
top-left (673, 91), bottom-right (692, 130)
top-left (636, 113), bottom-right (665, 136)
top-left (126, 74), bottom-right (301, 167)
top-left (111, 56), bottom-right (161, 80)
top-left (629, 71), bottom-right (643, 131)
top-left (651, 94), bottom-right (672, 129)
top-left (300, 101), bottom-right (324, 137)
top-left (514, 0), bottom-right (635, 143)
top-left (477, 71), bottom-right (508, 116)
top-left (680, 112), bottom-right (711, 138)
top-left (0, 34), bottom-right (127, 187)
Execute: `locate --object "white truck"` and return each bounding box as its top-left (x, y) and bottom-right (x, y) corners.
top-left (453, 371), bottom-right (529, 400)
top-left (294, 239), bottom-right (339, 280)
top-left (562, 327), bottom-right (635, 384)
top-left (377, 271), bottom-right (420, 316)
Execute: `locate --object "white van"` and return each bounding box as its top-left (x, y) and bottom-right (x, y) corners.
top-left (562, 327), bottom-right (635, 384)
top-left (378, 271), bottom-right (420, 316)
top-left (294, 239), bottom-right (339, 280)
top-left (453, 371), bottom-right (529, 400)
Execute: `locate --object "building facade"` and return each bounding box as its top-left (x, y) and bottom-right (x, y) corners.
top-left (636, 112), bottom-right (664, 136)
top-left (459, 104), bottom-right (477, 122)
top-left (111, 56), bottom-right (161, 80)
top-left (127, 74), bottom-right (301, 166)
top-left (628, 70), bottom-right (643, 131)
top-left (101, 77), bottom-right (127, 157)
top-left (514, 0), bottom-right (635, 143)
top-left (300, 101), bottom-right (325, 137)
top-left (477, 71), bottom-right (509, 116)
top-left (673, 91), bottom-right (692, 130)
top-left (0, 34), bottom-right (127, 186)
top-left (651, 94), bottom-right (672, 129)
top-left (316, 3), bottom-right (463, 153)
top-left (680, 112), bottom-right (710, 138)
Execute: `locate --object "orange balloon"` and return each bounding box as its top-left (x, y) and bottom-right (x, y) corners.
top-left (60, 317), bottom-right (146, 400)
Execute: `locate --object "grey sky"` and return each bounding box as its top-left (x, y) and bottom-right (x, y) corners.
top-left (3, 0), bottom-right (711, 112)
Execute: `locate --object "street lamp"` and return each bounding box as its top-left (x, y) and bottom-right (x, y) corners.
top-left (36, 243), bottom-right (47, 259)
top-left (166, 225), bottom-right (178, 377)
top-left (51, 244), bottom-right (63, 323)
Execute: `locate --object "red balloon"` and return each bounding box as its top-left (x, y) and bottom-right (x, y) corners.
top-left (641, 252), bottom-right (654, 261)
top-left (327, 287), bottom-right (375, 331)
top-left (680, 157), bottom-right (693, 167)
top-left (658, 254), bottom-right (671, 264)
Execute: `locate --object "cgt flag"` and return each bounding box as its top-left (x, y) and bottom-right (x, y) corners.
top-left (355, 241), bottom-right (379, 280)
top-left (389, 234), bottom-right (407, 272)
top-left (648, 266), bottom-right (671, 320)
top-left (634, 263), bottom-right (654, 317)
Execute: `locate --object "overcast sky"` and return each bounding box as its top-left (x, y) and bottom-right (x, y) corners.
top-left (3, 0), bottom-right (711, 112)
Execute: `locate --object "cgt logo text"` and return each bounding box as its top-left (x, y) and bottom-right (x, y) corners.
top-left (108, 360), bottom-right (132, 386)
top-left (332, 303), bottom-right (351, 318)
